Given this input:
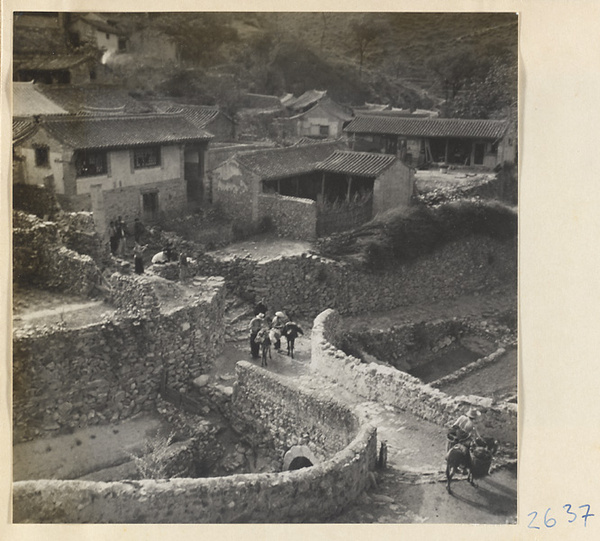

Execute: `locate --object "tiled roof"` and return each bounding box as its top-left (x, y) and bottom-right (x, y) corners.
top-left (41, 114), bottom-right (212, 150)
top-left (286, 89), bottom-right (327, 111)
top-left (235, 141), bottom-right (347, 181)
top-left (13, 82), bottom-right (68, 116)
top-left (13, 119), bottom-right (38, 144)
top-left (151, 102), bottom-right (228, 129)
top-left (291, 97), bottom-right (353, 122)
top-left (14, 53), bottom-right (96, 71)
top-left (317, 151), bottom-right (397, 177)
top-left (345, 115), bottom-right (508, 139)
top-left (38, 85), bottom-right (153, 115)
top-left (76, 14), bottom-right (128, 37)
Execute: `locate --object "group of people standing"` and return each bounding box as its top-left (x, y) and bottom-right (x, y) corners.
top-left (108, 216), bottom-right (150, 275)
top-left (249, 300), bottom-right (304, 360)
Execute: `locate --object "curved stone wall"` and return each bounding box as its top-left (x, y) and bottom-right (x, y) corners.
top-left (13, 362), bottom-right (377, 523)
top-left (311, 309), bottom-right (517, 446)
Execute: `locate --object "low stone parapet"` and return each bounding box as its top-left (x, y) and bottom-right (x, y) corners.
top-left (311, 309), bottom-right (517, 446)
top-left (13, 361), bottom-right (377, 523)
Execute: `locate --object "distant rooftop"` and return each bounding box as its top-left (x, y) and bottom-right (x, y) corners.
top-left (345, 116), bottom-right (508, 139)
top-left (317, 151), bottom-right (398, 177)
top-left (39, 114), bottom-right (212, 150)
top-left (13, 82), bottom-right (68, 117)
top-left (234, 140), bottom-right (347, 180)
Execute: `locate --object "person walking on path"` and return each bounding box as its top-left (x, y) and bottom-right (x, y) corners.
top-left (249, 313), bottom-right (265, 359)
top-left (133, 242), bottom-right (147, 275)
top-left (271, 311), bottom-right (288, 351)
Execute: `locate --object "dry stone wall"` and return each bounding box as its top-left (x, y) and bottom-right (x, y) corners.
top-left (13, 362), bottom-right (377, 524)
top-left (257, 194), bottom-right (317, 240)
top-left (13, 211), bottom-right (103, 296)
top-left (195, 235), bottom-right (516, 319)
top-left (13, 275), bottom-right (226, 443)
top-left (311, 309), bottom-right (517, 446)
top-left (232, 361), bottom-right (359, 461)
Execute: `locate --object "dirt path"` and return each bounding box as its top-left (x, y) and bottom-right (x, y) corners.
top-left (210, 321), bottom-right (517, 524)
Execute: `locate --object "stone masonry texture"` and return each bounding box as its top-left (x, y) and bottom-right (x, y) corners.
top-left (13, 362), bottom-right (377, 523)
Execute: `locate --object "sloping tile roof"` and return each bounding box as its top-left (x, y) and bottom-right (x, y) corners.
top-left (286, 89), bottom-right (327, 111)
top-left (13, 82), bottom-right (68, 116)
top-left (38, 85), bottom-right (153, 115)
top-left (13, 119), bottom-right (39, 144)
top-left (345, 115), bottom-right (508, 139)
top-left (234, 141), bottom-right (347, 181)
top-left (290, 97), bottom-right (353, 122)
top-left (75, 14), bottom-right (128, 36)
top-left (14, 53), bottom-right (95, 71)
top-left (41, 114), bottom-right (212, 150)
top-left (317, 151), bottom-right (397, 177)
top-left (150, 101), bottom-right (230, 129)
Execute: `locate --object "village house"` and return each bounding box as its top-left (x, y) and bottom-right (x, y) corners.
top-left (13, 53), bottom-right (106, 85)
top-left (211, 140), bottom-right (414, 238)
top-left (316, 150), bottom-right (414, 214)
top-left (67, 13), bottom-right (128, 56)
top-left (284, 90), bottom-right (353, 139)
top-left (14, 113), bottom-right (213, 234)
top-left (344, 115), bottom-right (515, 169)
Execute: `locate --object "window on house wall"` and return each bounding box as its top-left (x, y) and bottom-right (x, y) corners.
top-left (118, 38), bottom-right (127, 52)
top-left (75, 150), bottom-right (107, 177)
top-left (35, 146), bottom-right (49, 167)
top-left (319, 125), bottom-right (330, 137)
top-left (106, 33), bottom-right (110, 39)
top-left (133, 146), bottom-right (161, 169)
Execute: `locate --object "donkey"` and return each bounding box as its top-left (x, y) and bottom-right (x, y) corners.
top-left (283, 321), bottom-right (304, 359)
top-left (446, 436), bottom-right (498, 494)
top-left (254, 328), bottom-right (272, 367)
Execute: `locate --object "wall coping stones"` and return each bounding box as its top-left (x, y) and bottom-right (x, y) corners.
top-left (13, 360), bottom-right (377, 523)
top-left (311, 309), bottom-right (517, 445)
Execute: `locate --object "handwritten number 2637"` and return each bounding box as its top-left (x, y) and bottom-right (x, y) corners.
top-left (527, 505), bottom-right (594, 529)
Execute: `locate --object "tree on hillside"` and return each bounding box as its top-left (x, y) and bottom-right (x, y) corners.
top-left (427, 50), bottom-right (487, 104)
top-left (349, 19), bottom-right (385, 79)
top-left (447, 58), bottom-right (517, 119)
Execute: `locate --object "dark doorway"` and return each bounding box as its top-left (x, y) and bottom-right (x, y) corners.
top-left (474, 143), bottom-right (485, 165)
top-left (184, 146), bottom-right (203, 202)
top-left (142, 191), bottom-right (159, 222)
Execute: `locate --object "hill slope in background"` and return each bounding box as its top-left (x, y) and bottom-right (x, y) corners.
top-left (33, 12), bottom-right (518, 114)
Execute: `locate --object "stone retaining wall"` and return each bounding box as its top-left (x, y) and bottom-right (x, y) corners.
top-left (13, 211), bottom-right (103, 296)
top-left (430, 347), bottom-right (508, 388)
top-left (195, 235), bottom-right (516, 319)
top-left (232, 361), bottom-right (359, 462)
top-left (257, 194), bottom-right (317, 240)
top-left (13, 362), bottom-right (377, 523)
top-left (13, 276), bottom-right (226, 443)
top-left (311, 309), bottom-right (517, 446)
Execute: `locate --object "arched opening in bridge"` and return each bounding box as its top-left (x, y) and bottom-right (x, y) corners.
top-left (288, 456), bottom-right (313, 470)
